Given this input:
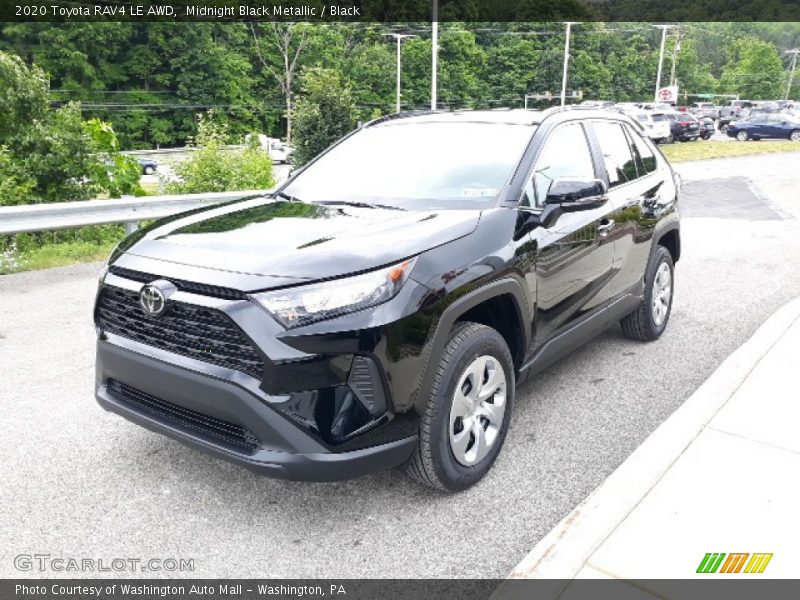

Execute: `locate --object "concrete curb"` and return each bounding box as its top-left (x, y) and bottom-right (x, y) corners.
top-left (506, 295), bottom-right (800, 581)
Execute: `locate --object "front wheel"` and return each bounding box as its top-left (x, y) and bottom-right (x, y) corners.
top-left (737, 130), bottom-right (750, 141)
top-left (790, 130), bottom-right (800, 142)
top-left (404, 322), bottom-right (514, 491)
top-left (620, 246), bottom-right (675, 342)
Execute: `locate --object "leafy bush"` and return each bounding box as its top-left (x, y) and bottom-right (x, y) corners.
top-left (0, 50), bottom-right (142, 205)
top-left (167, 114), bottom-right (275, 194)
top-left (292, 67), bottom-right (359, 167)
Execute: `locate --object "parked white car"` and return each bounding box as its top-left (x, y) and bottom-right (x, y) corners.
top-left (245, 134), bottom-right (292, 163)
top-left (630, 111), bottom-right (672, 144)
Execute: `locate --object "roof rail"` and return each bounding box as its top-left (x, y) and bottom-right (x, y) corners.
top-left (363, 109), bottom-right (440, 128)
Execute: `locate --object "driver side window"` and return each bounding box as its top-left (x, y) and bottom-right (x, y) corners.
top-left (524, 123), bottom-right (595, 208)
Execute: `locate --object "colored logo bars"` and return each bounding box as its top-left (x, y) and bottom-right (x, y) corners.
top-left (697, 553), bottom-right (773, 574)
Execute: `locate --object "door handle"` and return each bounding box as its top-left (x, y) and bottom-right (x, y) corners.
top-left (597, 219), bottom-right (615, 236)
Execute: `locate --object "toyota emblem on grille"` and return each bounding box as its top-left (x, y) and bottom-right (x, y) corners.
top-left (139, 280), bottom-right (176, 317)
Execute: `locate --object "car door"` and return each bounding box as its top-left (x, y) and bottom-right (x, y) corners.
top-left (765, 114), bottom-right (790, 138)
top-left (591, 121), bottom-right (665, 300)
top-left (522, 121), bottom-right (616, 345)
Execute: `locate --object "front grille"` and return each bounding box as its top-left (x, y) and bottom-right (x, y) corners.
top-left (95, 285), bottom-right (265, 378)
top-left (107, 379), bottom-right (259, 453)
top-left (109, 266), bottom-right (246, 300)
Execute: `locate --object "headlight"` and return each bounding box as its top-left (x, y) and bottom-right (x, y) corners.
top-left (250, 257), bottom-right (417, 328)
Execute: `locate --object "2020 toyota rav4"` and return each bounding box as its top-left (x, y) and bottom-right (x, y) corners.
top-left (94, 108), bottom-right (680, 491)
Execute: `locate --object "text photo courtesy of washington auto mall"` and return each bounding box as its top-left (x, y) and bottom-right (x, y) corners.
top-left (2, 1), bottom-right (800, 599)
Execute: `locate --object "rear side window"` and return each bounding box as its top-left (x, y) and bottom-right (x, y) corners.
top-left (625, 126), bottom-right (657, 175)
top-left (592, 121), bottom-right (638, 188)
top-left (651, 113), bottom-right (666, 122)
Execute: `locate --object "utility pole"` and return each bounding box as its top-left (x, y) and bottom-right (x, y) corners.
top-left (653, 24), bottom-right (673, 102)
top-left (560, 22), bottom-right (579, 107)
top-left (786, 49), bottom-right (800, 101)
top-left (431, 0), bottom-right (438, 110)
top-left (384, 34), bottom-right (415, 113)
top-left (669, 27), bottom-right (682, 87)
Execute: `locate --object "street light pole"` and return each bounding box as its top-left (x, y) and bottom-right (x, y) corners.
top-left (653, 24), bottom-right (672, 102)
top-left (431, 0), bottom-right (438, 110)
top-left (560, 22), bottom-right (578, 107)
top-left (669, 28), bottom-right (682, 87)
top-left (786, 49), bottom-right (800, 101)
top-left (384, 34), bottom-right (415, 113)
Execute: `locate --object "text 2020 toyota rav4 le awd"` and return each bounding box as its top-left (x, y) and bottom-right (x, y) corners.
top-left (95, 108), bottom-right (680, 491)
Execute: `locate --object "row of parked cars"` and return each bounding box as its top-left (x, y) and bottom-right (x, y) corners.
top-left (579, 101), bottom-right (711, 145)
top-left (579, 99), bottom-right (800, 143)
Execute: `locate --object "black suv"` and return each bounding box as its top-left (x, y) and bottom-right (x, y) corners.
top-left (95, 108), bottom-right (680, 491)
top-left (664, 112), bottom-right (701, 142)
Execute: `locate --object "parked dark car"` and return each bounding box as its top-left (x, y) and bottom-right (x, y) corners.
top-left (664, 112), bottom-right (701, 141)
top-left (94, 108), bottom-right (680, 491)
top-left (137, 159), bottom-right (158, 175)
top-left (726, 113), bottom-right (800, 142)
top-left (698, 117), bottom-right (716, 139)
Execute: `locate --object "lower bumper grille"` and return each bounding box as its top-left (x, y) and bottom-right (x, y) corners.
top-left (107, 379), bottom-right (259, 454)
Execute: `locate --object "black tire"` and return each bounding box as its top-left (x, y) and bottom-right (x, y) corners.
top-left (790, 130), bottom-right (800, 142)
top-left (620, 246), bottom-right (675, 342)
top-left (144, 166), bottom-right (155, 175)
top-left (404, 321), bottom-right (515, 492)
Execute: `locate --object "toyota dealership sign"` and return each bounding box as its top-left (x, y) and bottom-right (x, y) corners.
top-left (658, 86), bottom-right (679, 103)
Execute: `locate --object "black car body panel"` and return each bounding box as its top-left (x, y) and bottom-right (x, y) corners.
top-left (95, 107), bottom-right (680, 481)
top-left (665, 112), bottom-right (701, 141)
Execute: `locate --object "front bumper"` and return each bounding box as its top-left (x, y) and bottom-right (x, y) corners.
top-left (95, 339), bottom-right (417, 481)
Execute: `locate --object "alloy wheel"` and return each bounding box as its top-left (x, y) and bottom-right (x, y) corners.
top-left (791, 130), bottom-right (800, 142)
top-left (651, 262), bottom-right (672, 327)
top-left (737, 131), bottom-right (749, 141)
top-left (448, 355), bottom-right (507, 466)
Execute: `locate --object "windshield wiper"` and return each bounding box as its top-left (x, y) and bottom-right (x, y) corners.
top-left (273, 191), bottom-right (302, 202)
top-left (315, 200), bottom-right (406, 211)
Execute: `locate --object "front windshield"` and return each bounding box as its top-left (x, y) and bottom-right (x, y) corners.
top-left (283, 121), bottom-right (535, 210)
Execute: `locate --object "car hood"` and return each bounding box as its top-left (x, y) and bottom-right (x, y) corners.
top-left (118, 197), bottom-right (481, 287)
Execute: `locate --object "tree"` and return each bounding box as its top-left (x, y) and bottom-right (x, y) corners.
top-left (0, 51), bottom-right (48, 142)
top-left (291, 68), bottom-right (358, 166)
top-left (720, 38), bottom-right (787, 99)
top-left (0, 50), bottom-right (141, 205)
top-left (250, 23), bottom-right (310, 143)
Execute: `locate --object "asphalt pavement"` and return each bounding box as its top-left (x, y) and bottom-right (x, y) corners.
top-left (2, 152), bottom-right (800, 579)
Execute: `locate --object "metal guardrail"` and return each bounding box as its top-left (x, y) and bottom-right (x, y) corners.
top-left (0, 189), bottom-right (272, 236)
top-left (120, 145), bottom-right (245, 157)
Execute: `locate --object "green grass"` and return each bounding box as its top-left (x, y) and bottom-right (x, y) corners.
top-left (661, 139), bottom-right (800, 163)
top-left (0, 240), bottom-right (117, 274)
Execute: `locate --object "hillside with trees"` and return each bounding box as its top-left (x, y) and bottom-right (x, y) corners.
top-left (2, 22), bottom-right (798, 150)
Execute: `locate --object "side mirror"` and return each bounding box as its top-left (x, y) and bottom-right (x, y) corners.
top-left (545, 178), bottom-right (608, 211)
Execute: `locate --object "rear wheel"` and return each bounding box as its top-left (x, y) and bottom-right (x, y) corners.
top-left (404, 322), bottom-right (514, 492)
top-left (790, 130), bottom-right (800, 142)
top-left (620, 246), bottom-right (674, 342)
top-left (737, 130), bottom-right (750, 141)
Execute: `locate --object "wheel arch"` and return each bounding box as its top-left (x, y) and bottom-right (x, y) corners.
top-left (413, 278), bottom-right (531, 414)
top-left (657, 226), bottom-right (681, 264)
